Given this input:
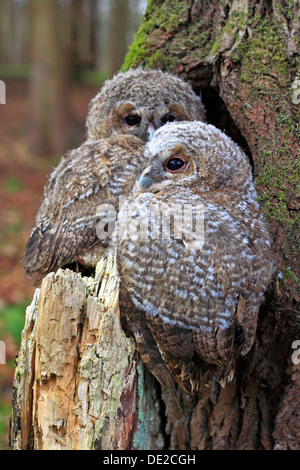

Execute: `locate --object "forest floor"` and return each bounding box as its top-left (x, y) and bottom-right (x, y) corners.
top-left (0, 78), bottom-right (99, 449)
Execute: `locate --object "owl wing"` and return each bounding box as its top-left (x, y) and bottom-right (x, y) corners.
top-left (137, 233), bottom-right (254, 392)
top-left (23, 142), bottom-right (115, 286)
top-left (189, 188), bottom-right (273, 358)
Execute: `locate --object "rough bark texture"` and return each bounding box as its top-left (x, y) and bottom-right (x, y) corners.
top-left (10, 254), bottom-right (161, 450)
top-left (11, 0), bottom-right (300, 450)
top-left (122, 0), bottom-right (300, 450)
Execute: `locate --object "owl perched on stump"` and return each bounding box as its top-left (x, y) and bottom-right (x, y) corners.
top-left (116, 121), bottom-right (274, 395)
top-left (23, 69), bottom-right (205, 286)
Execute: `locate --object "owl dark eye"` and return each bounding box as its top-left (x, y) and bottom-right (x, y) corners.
top-left (165, 157), bottom-right (186, 173)
top-left (125, 115), bottom-right (141, 126)
top-left (161, 114), bottom-right (175, 124)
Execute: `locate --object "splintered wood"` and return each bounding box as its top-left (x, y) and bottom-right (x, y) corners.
top-left (10, 254), bottom-right (140, 450)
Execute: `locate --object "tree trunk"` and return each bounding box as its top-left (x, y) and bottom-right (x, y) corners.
top-left (11, 0), bottom-right (300, 450)
top-left (29, 0), bottom-right (69, 157)
top-left (10, 254), bottom-right (163, 450)
top-left (108, 0), bottom-right (131, 75)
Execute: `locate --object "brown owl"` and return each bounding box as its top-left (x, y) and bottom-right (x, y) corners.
top-left (116, 121), bottom-right (275, 394)
top-left (24, 69), bottom-right (205, 286)
top-left (86, 68), bottom-right (206, 142)
top-left (23, 135), bottom-right (145, 285)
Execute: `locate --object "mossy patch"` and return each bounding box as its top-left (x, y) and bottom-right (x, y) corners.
top-left (233, 17), bottom-right (300, 270)
top-left (210, 9), bottom-right (248, 58)
top-left (123, 0), bottom-right (215, 72)
top-left (282, 267), bottom-right (300, 285)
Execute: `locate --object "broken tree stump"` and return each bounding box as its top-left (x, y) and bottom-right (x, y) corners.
top-left (9, 253), bottom-right (157, 450)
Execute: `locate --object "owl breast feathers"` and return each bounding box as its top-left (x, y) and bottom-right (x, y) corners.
top-left (116, 121), bottom-right (274, 394)
top-left (23, 69), bottom-right (205, 285)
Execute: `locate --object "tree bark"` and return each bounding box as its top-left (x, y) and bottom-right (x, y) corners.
top-left (11, 0), bottom-right (300, 450)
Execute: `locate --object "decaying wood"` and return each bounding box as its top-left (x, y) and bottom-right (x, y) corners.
top-left (10, 254), bottom-right (159, 450)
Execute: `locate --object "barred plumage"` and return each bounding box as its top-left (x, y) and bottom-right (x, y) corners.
top-left (24, 135), bottom-right (144, 285)
top-left (116, 121), bottom-right (275, 394)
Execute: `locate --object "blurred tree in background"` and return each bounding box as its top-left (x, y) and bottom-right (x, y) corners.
top-left (30, 0), bottom-right (68, 156)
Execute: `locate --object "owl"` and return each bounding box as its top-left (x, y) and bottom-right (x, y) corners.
top-left (86, 68), bottom-right (206, 142)
top-left (116, 121), bottom-right (274, 394)
top-left (24, 69), bottom-right (205, 285)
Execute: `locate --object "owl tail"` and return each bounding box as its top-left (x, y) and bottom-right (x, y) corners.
top-left (119, 287), bottom-right (177, 392)
top-left (23, 223), bottom-right (64, 286)
top-left (23, 225), bottom-right (52, 285)
top-left (192, 324), bottom-right (234, 365)
top-left (235, 297), bottom-right (259, 356)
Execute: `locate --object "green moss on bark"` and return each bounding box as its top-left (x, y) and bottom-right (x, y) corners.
top-left (123, 0), bottom-right (215, 72)
top-left (235, 18), bottom-right (300, 267)
top-left (122, 0), bottom-right (186, 71)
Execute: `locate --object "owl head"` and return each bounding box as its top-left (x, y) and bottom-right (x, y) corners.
top-left (86, 68), bottom-right (206, 143)
top-left (138, 121), bottom-right (256, 198)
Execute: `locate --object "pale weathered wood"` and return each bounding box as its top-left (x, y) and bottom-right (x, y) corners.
top-left (10, 253), bottom-right (157, 450)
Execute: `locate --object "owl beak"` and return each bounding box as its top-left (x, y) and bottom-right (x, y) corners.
top-left (147, 123), bottom-right (155, 141)
top-left (139, 166), bottom-right (154, 191)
